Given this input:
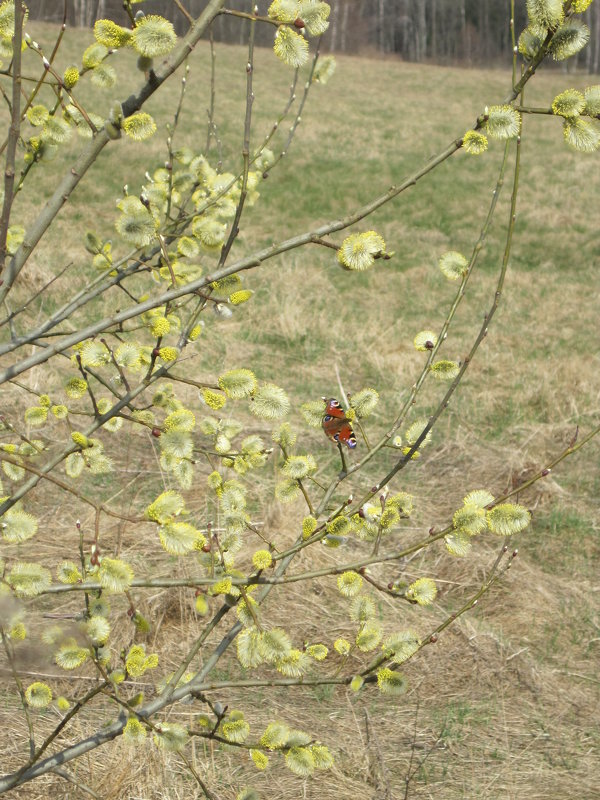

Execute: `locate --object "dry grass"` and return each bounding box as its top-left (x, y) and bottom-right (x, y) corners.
top-left (0, 18), bottom-right (599, 800)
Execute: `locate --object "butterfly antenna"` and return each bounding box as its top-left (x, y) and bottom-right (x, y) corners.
top-left (334, 363), bottom-right (351, 411)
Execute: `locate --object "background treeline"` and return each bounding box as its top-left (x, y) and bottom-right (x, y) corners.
top-left (27, 0), bottom-right (600, 71)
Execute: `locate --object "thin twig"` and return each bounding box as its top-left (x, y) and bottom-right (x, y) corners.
top-left (0, 0), bottom-right (227, 307)
top-left (217, 12), bottom-right (256, 267)
top-left (0, 0), bottom-right (22, 275)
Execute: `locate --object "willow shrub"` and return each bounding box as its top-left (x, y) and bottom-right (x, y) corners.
top-left (0, 0), bottom-right (598, 796)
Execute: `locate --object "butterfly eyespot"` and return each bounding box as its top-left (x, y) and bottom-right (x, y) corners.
top-left (322, 396), bottom-right (357, 449)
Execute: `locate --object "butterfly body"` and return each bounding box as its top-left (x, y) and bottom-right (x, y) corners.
top-left (322, 397), bottom-right (357, 449)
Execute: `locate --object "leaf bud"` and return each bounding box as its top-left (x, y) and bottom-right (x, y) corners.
top-left (105, 121), bottom-right (121, 140)
top-left (84, 232), bottom-right (103, 254)
top-left (90, 544), bottom-right (101, 566)
top-left (137, 54), bottom-right (154, 72)
top-left (214, 303), bottom-right (233, 319)
top-left (109, 102), bottom-right (123, 125)
top-left (151, 427), bottom-right (161, 438)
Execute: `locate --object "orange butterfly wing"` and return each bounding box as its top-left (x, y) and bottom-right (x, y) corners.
top-left (322, 398), bottom-right (357, 449)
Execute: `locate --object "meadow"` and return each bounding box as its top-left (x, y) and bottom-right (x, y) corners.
top-left (1, 19), bottom-right (599, 799)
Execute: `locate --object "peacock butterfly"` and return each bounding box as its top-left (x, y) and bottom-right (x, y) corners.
top-left (322, 397), bottom-right (357, 449)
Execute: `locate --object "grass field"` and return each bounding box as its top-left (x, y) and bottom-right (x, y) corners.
top-left (1, 19), bottom-right (599, 800)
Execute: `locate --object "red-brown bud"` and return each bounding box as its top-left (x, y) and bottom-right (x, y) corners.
top-left (151, 427), bottom-right (161, 438)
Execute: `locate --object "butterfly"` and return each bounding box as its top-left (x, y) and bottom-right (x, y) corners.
top-left (322, 397), bottom-right (357, 449)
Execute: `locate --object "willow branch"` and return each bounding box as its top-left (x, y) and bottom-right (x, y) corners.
top-left (0, 134), bottom-right (464, 385)
top-left (352, 104), bottom-right (525, 511)
top-left (0, 364), bottom-right (172, 517)
top-left (0, 0), bottom-right (22, 274)
top-left (1, 632), bottom-right (35, 759)
top-left (337, 140), bottom-right (512, 483)
top-left (264, 38), bottom-right (322, 175)
top-left (217, 10), bottom-right (255, 267)
top-left (0, 0), bottom-right (227, 306)
top-left (0, 452), bottom-right (145, 523)
top-left (362, 542), bottom-right (516, 677)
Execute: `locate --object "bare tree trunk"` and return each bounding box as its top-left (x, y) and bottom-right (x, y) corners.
top-left (459, 0), bottom-right (471, 64)
top-left (461, 0), bottom-right (470, 64)
top-left (431, 0), bottom-right (437, 60)
top-left (594, 3), bottom-right (600, 73)
top-left (482, 0), bottom-right (489, 62)
top-left (329, 0), bottom-right (338, 51)
top-left (72, 0), bottom-right (82, 27)
top-left (584, 8), bottom-right (592, 72)
top-left (340, 0), bottom-right (350, 52)
top-left (378, 0), bottom-right (385, 54)
top-left (415, 0), bottom-right (426, 62)
top-left (70, 0), bottom-right (98, 28)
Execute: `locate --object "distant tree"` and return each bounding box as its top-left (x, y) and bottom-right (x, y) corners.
top-left (24, 0), bottom-right (600, 70)
top-left (0, 0), bottom-right (599, 797)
